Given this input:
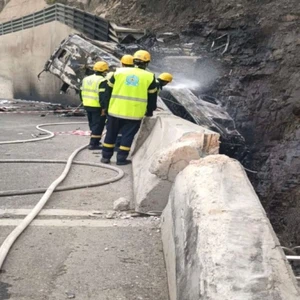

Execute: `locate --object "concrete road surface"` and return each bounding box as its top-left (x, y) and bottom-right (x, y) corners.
top-left (0, 112), bottom-right (168, 300)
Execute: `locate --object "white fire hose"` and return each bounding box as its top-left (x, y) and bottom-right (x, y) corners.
top-left (0, 122), bottom-right (124, 270)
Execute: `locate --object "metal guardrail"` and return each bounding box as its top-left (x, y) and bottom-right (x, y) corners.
top-left (282, 246), bottom-right (300, 280)
top-left (0, 3), bottom-right (111, 42)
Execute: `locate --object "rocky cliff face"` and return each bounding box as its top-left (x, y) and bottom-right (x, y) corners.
top-left (0, 0), bottom-right (46, 22)
top-left (175, 0), bottom-right (300, 247)
top-left (0, 0), bottom-right (9, 12)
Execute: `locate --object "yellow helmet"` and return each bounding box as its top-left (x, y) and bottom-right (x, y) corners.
top-left (93, 61), bottom-right (109, 72)
top-left (133, 50), bottom-right (151, 62)
top-left (158, 72), bottom-right (173, 83)
top-left (121, 55), bottom-right (134, 66)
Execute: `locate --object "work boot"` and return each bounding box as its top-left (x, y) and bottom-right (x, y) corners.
top-left (116, 159), bottom-right (132, 166)
top-left (88, 144), bottom-right (102, 150)
top-left (101, 158), bottom-right (111, 164)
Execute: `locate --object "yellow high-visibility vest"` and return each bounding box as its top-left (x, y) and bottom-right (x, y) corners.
top-left (81, 74), bottom-right (106, 107)
top-left (108, 67), bottom-right (155, 120)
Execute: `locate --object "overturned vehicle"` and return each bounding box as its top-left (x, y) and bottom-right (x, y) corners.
top-left (39, 34), bottom-right (123, 93)
top-left (40, 33), bottom-right (247, 161)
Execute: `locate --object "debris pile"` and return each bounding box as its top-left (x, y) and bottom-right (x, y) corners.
top-left (0, 99), bottom-right (85, 117)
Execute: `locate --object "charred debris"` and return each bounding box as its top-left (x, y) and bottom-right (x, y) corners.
top-left (39, 33), bottom-right (247, 162)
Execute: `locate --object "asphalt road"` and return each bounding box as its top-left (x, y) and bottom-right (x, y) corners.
top-left (0, 111), bottom-right (168, 300)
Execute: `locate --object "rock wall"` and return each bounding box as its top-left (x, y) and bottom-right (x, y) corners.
top-left (0, 0), bottom-right (9, 14)
top-left (0, 0), bottom-right (47, 22)
top-left (161, 155), bottom-right (300, 300)
top-left (191, 0), bottom-right (300, 246)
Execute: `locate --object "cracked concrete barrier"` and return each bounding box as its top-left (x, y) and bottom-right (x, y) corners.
top-left (131, 112), bottom-right (219, 213)
top-left (161, 155), bottom-right (300, 300)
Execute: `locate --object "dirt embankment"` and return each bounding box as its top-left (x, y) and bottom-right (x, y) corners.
top-left (1, 0), bottom-right (299, 246)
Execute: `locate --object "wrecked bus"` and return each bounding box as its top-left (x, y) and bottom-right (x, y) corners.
top-left (39, 34), bottom-right (123, 93)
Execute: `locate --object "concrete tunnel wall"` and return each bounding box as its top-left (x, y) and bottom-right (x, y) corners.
top-left (0, 21), bottom-right (79, 104)
top-left (131, 114), bottom-right (300, 299)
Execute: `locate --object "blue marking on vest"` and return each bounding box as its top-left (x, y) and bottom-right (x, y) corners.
top-left (125, 75), bottom-right (139, 87)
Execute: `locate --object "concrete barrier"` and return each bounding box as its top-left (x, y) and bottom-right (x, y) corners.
top-left (161, 155), bottom-right (300, 300)
top-left (131, 112), bottom-right (219, 213)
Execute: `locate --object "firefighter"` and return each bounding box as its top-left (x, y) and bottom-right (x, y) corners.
top-left (106, 54), bottom-right (134, 81)
top-left (80, 61), bottom-right (109, 150)
top-left (157, 72), bottom-right (173, 93)
top-left (101, 50), bottom-right (157, 165)
top-left (114, 54), bottom-right (135, 151)
top-left (120, 54), bottom-right (134, 67)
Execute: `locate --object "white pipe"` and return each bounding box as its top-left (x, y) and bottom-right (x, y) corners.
top-left (286, 255), bottom-right (300, 261)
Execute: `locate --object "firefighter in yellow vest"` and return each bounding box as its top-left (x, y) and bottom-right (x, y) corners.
top-left (112, 55), bottom-right (135, 151)
top-left (80, 61), bottom-right (109, 150)
top-left (106, 54), bottom-right (134, 81)
top-left (101, 50), bottom-right (158, 165)
top-left (120, 54), bottom-right (134, 67)
top-left (156, 72), bottom-right (173, 93)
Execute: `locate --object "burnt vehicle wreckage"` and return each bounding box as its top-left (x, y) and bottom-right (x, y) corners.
top-left (39, 33), bottom-right (248, 162)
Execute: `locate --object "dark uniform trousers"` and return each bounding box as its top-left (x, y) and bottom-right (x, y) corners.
top-left (85, 106), bottom-right (106, 146)
top-left (102, 116), bottom-right (141, 162)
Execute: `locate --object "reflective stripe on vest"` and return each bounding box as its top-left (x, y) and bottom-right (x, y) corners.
top-left (156, 80), bottom-right (162, 95)
top-left (108, 67), bottom-right (154, 120)
top-left (81, 74), bottom-right (106, 107)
